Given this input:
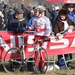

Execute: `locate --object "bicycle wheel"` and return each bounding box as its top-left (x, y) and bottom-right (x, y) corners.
top-left (3, 47), bottom-right (22, 73)
top-left (34, 48), bottom-right (49, 74)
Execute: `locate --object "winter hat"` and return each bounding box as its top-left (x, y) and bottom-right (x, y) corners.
top-left (59, 8), bottom-right (68, 16)
top-left (16, 8), bottom-right (24, 14)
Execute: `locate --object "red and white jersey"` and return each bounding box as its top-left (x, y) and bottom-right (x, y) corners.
top-left (31, 17), bottom-right (50, 36)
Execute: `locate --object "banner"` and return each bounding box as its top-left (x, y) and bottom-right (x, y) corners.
top-left (0, 31), bottom-right (75, 60)
top-left (46, 0), bottom-right (75, 3)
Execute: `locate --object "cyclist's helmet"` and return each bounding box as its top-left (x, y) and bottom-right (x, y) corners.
top-left (35, 5), bottom-right (46, 14)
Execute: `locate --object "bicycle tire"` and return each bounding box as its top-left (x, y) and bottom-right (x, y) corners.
top-left (34, 48), bottom-right (49, 74)
top-left (3, 47), bottom-right (22, 73)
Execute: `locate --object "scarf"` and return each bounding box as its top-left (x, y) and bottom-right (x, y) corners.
top-left (58, 17), bottom-right (69, 31)
top-left (61, 20), bottom-right (69, 31)
top-left (15, 16), bottom-right (25, 22)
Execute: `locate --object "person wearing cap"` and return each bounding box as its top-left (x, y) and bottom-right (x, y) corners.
top-left (67, 4), bottom-right (75, 24)
top-left (66, 3), bottom-right (75, 66)
top-left (53, 8), bottom-right (74, 69)
top-left (7, 8), bottom-right (28, 32)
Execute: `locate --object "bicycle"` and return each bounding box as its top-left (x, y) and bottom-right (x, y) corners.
top-left (3, 34), bottom-right (49, 74)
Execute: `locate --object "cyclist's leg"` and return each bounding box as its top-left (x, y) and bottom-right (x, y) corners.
top-left (40, 51), bottom-right (46, 67)
top-left (40, 42), bottom-right (48, 67)
top-left (39, 47), bottom-right (49, 74)
top-left (33, 36), bottom-right (48, 74)
top-left (39, 42), bottom-right (49, 74)
top-left (34, 38), bottom-right (43, 67)
top-left (33, 50), bottom-right (40, 74)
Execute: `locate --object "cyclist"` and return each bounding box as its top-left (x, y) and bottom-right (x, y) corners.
top-left (29, 5), bottom-right (51, 74)
top-left (28, 5), bottom-right (52, 33)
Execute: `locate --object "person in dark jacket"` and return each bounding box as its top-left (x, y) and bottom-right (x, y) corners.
top-left (0, 16), bottom-right (4, 30)
top-left (7, 8), bottom-right (28, 33)
top-left (53, 8), bottom-right (74, 69)
top-left (67, 4), bottom-right (75, 24)
top-left (0, 11), bottom-right (4, 30)
top-left (8, 7), bottom-right (15, 17)
top-left (3, 5), bottom-right (9, 25)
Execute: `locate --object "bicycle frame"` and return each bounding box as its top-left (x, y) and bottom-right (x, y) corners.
top-left (19, 36), bottom-right (42, 64)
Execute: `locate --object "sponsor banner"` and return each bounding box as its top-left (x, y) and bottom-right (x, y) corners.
top-left (0, 31), bottom-right (75, 60)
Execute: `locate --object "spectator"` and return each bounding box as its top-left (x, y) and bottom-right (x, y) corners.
top-left (21, 4), bottom-right (27, 18)
top-left (67, 4), bottom-right (75, 24)
top-left (47, 8), bottom-right (52, 23)
top-left (51, 6), bottom-right (59, 26)
top-left (28, 8), bottom-right (35, 27)
top-left (8, 7), bottom-right (15, 17)
top-left (43, 6), bottom-right (50, 19)
top-left (3, 5), bottom-right (9, 26)
top-left (0, 11), bottom-right (4, 30)
top-left (27, 8), bottom-right (35, 25)
top-left (7, 8), bottom-right (28, 33)
top-left (53, 8), bottom-right (74, 69)
top-left (0, 11), bottom-right (4, 21)
top-left (0, 3), bottom-right (2, 11)
top-left (26, 6), bottom-right (32, 24)
top-left (66, 4), bottom-right (75, 62)
top-left (21, 4), bottom-right (25, 10)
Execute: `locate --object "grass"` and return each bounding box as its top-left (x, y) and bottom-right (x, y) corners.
top-left (0, 69), bottom-right (75, 75)
top-left (0, 66), bottom-right (75, 75)
top-left (0, 62), bottom-right (75, 75)
top-left (1, 55), bottom-right (75, 75)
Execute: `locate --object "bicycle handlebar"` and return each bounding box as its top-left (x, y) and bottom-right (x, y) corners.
top-left (24, 30), bottom-right (35, 33)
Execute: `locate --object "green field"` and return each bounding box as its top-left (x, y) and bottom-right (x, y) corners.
top-left (0, 62), bottom-right (75, 75)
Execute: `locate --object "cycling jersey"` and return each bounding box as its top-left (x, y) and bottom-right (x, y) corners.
top-left (30, 17), bottom-right (50, 36)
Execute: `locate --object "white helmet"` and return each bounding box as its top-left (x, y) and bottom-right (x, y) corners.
top-left (35, 5), bottom-right (46, 13)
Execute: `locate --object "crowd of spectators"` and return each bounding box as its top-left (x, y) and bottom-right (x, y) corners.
top-left (0, 2), bottom-right (75, 32)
